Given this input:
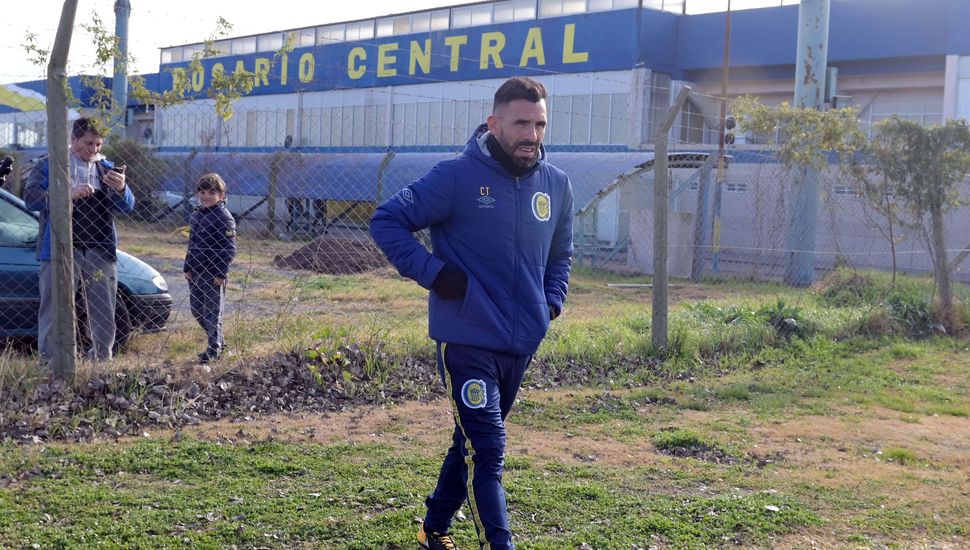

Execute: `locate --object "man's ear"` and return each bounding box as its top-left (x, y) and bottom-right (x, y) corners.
top-left (486, 114), bottom-right (499, 134)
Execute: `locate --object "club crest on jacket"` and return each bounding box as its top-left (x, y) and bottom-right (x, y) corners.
top-left (532, 192), bottom-right (551, 221)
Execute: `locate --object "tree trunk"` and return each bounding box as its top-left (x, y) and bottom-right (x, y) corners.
top-left (930, 206), bottom-right (954, 330)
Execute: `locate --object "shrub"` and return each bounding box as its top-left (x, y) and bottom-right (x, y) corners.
top-left (816, 269), bottom-right (878, 307)
top-left (757, 299), bottom-right (811, 339)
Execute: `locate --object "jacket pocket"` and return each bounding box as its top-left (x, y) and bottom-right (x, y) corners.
top-left (458, 273), bottom-right (509, 331)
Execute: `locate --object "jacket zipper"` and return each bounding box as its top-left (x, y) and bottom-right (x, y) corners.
top-left (512, 176), bottom-right (520, 344)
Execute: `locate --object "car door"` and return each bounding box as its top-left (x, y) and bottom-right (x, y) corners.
top-left (0, 192), bottom-right (41, 337)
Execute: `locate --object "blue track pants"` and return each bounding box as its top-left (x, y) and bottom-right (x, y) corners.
top-left (423, 342), bottom-right (531, 550)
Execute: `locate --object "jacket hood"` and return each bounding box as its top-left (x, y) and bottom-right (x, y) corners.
top-left (465, 123), bottom-right (546, 179)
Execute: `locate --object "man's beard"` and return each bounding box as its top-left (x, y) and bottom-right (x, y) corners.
top-left (503, 139), bottom-right (539, 169)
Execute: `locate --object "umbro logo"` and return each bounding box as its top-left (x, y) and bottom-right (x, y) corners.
top-left (395, 188), bottom-right (415, 207)
top-left (478, 185), bottom-right (495, 209)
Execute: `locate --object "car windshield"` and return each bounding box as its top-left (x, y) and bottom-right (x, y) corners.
top-left (0, 196), bottom-right (39, 246)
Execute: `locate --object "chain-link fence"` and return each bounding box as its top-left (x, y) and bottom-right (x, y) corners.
top-left (2, 75), bottom-right (969, 366)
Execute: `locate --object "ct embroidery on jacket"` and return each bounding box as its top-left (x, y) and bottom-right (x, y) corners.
top-left (478, 185), bottom-right (496, 208)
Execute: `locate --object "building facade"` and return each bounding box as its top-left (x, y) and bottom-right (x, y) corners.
top-left (3, 0), bottom-right (970, 280)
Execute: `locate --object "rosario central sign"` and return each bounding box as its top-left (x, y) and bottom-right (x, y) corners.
top-left (160, 10), bottom-right (638, 96)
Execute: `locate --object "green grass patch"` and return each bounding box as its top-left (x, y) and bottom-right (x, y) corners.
top-left (882, 447), bottom-right (920, 466)
top-left (0, 436), bottom-right (818, 549)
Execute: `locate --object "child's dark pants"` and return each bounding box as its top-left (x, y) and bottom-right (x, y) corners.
top-left (189, 276), bottom-right (225, 354)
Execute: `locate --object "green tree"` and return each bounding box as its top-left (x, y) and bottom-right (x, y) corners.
top-left (731, 95), bottom-right (868, 173)
top-left (861, 117), bottom-right (970, 330)
top-left (730, 96), bottom-right (868, 285)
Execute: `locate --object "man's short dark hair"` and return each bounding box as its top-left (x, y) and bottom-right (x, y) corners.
top-left (72, 117), bottom-right (106, 139)
top-left (493, 77), bottom-right (547, 112)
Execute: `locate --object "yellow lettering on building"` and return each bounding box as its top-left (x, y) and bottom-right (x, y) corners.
top-left (254, 57), bottom-right (271, 87)
top-left (410, 39), bottom-right (432, 75)
top-left (299, 52), bottom-right (315, 83)
top-left (348, 47), bottom-right (367, 79)
top-left (378, 43), bottom-right (399, 77)
top-left (520, 27), bottom-right (546, 67)
top-left (171, 68), bottom-right (187, 92)
top-left (445, 35), bottom-right (468, 72)
top-left (233, 60), bottom-right (247, 75)
top-left (191, 66), bottom-right (205, 92)
top-left (280, 53), bottom-right (288, 86)
top-left (480, 32), bottom-right (505, 69)
top-left (212, 63), bottom-right (225, 78)
top-left (562, 23), bottom-right (589, 64)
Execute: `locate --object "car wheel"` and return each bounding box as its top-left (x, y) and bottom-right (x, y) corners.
top-left (113, 293), bottom-right (132, 354)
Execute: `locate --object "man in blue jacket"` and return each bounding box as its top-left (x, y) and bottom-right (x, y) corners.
top-left (24, 117), bottom-right (134, 363)
top-left (370, 76), bottom-right (573, 550)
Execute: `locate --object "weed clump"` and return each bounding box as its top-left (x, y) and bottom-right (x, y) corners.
top-left (652, 427), bottom-right (735, 463)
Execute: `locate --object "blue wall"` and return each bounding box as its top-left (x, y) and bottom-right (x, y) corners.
top-left (0, 76), bottom-right (108, 114)
top-left (675, 0), bottom-right (968, 77)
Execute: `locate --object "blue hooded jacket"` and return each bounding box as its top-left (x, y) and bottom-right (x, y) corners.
top-left (370, 124), bottom-right (573, 355)
top-left (23, 155), bottom-right (135, 261)
top-left (184, 200), bottom-right (237, 280)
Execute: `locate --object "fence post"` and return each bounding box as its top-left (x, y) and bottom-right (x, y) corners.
top-left (268, 151), bottom-right (282, 234)
top-left (652, 86), bottom-right (691, 351)
top-left (376, 150), bottom-right (395, 205)
top-left (690, 156), bottom-right (713, 281)
top-left (47, 0), bottom-right (80, 381)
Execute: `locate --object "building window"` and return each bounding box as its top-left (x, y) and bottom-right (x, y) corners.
top-left (588, 0), bottom-right (639, 11)
top-left (178, 44), bottom-right (200, 61)
top-left (376, 18), bottom-right (395, 37)
top-left (548, 96), bottom-right (571, 145)
top-left (288, 29), bottom-right (315, 48)
top-left (540, 0), bottom-right (588, 17)
top-left (609, 93), bottom-right (629, 145)
top-left (160, 48), bottom-right (178, 64)
top-left (411, 12), bottom-right (431, 33)
top-left (346, 21), bottom-right (374, 41)
top-left (833, 183), bottom-right (860, 197)
top-left (570, 95), bottom-right (591, 144)
top-left (231, 37), bottom-right (257, 55)
top-left (257, 34), bottom-right (284, 53)
top-left (494, 1), bottom-right (515, 22)
top-left (209, 40), bottom-right (231, 57)
top-left (495, 0), bottom-right (536, 22)
top-left (591, 94), bottom-right (611, 144)
top-left (430, 10), bottom-right (450, 30)
top-left (453, 4), bottom-right (494, 28)
top-left (317, 25), bottom-right (344, 45)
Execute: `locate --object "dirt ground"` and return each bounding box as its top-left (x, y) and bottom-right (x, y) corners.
top-left (272, 234), bottom-right (389, 274)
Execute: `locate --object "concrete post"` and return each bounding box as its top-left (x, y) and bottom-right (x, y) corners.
top-left (785, 0), bottom-right (830, 286)
top-left (652, 86), bottom-right (691, 351)
top-left (112, 0), bottom-right (131, 131)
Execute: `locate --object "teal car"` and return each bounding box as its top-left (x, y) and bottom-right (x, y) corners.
top-left (0, 187), bottom-right (172, 348)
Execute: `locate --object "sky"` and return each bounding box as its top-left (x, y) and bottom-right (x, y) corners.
top-left (2, 0), bottom-right (788, 85)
